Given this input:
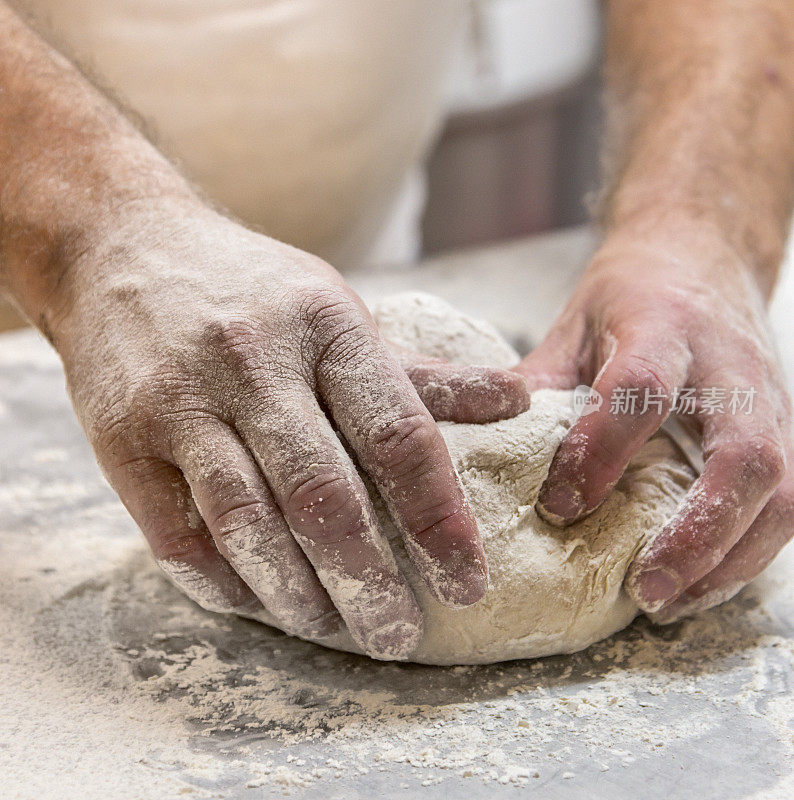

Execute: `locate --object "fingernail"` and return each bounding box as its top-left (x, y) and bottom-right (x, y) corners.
top-left (367, 621), bottom-right (423, 661)
top-left (536, 482), bottom-right (585, 526)
top-left (631, 567), bottom-right (682, 612)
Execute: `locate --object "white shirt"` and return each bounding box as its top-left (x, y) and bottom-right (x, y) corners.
top-left (21, 0), bottom-right (468, 267)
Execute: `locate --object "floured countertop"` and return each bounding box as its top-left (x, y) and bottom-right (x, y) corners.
top-left (2, 226), bottom-right (794, 799)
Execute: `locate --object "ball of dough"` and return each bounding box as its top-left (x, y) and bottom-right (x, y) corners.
top-left (248, 293), bottom-right (695, 664)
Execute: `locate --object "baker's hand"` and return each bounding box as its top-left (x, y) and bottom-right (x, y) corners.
top-left (51, 202), bottom-right (529, 659)
top-left (516, 224), bottom-right (794, 622)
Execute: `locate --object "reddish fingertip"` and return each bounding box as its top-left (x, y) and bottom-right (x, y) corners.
top-left (440, 554), bottom-right (490, 608)
top-left (627, 565), bottom-right (683, 613)
top-left (411, 365), bottom-right (531, 424)
top-left (492, 369), bottom-right (532, 417)
top-left (536, 482), bottom-right (586, 526)
top-left (366, 620), bottom-right (423, 661)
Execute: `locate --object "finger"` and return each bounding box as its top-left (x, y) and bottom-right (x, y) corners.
top-left (105, 456), bottom-right (263, 615)
top-left (172, 419), bottom-right (342, 640)
top-left (392, 345), bottom-right (531, 423)
top-left (314, 323), bottom-right (488, 609)
top-left (535, 336), bottom-right (690, 526)
top-left (233, 379), bottom-right (423, 660)
top-left (649, 451), bottom-right (794, 624)
top-left (626, 408), bottom-right (787, 613)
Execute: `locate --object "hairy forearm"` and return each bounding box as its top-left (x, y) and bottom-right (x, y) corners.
top-left (0, 2), bottom-right (197, 332)
top-left (601, 0), bottom-right (794, 297)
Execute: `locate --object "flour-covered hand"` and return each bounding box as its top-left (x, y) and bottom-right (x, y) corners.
top-left (516, 225), bottom-right (794, 623)
top-left (48, 202), bottom-right (528, 659)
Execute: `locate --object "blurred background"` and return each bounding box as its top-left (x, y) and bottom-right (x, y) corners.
top-left (423, 0), bottom-right (602, 254)
top-left (0, 0), bottom-right (603, 332)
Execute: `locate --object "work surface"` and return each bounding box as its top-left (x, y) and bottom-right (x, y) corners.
top-left (3, 227), bottom-right (794, 799)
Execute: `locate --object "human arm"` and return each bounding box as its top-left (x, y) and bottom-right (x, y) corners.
top-left (518, 0), bottom-right (794, 620)
top-left (0, 3), bottom-right (531, 657)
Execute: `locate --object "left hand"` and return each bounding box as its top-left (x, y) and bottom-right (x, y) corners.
top-left (515, 221), bottom-right (794, 622)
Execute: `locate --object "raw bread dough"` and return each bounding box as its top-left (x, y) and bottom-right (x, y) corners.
top-left (261, 293), bottom-right (695, 664)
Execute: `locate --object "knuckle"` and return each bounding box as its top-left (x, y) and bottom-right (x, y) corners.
top-left (620, 353), bottom-right (673, 401)
top-left (92, 367), bottom-right (212, 462)
top-left (201, 316), bottom-right (301, 411)
top-left (743, 434), bottom-right (787, 487)
top-left (368, 412), bottom-right (440, 479)
top-left (714, 433), bottom-right (786, 488)
top-left (412, 498), bottom-right (466, 539)
top-left (91, 396), bottom-right (139, 457)
top-left (299, 287), bottom-right (374, 364)
top-left (298, 285), bottom-right (356, 329)
top-left (203, 316), bottom-right (264, 370)
top-left (111, 455), bottom-right (170, 487)
top-left (153, 531), bottom-right (212, 562)
top-left (212, 499), bottom-right (277, 540)
top-left (284, 471), bottom-right (365, 544)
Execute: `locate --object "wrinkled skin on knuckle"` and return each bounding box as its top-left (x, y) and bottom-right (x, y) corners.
top-left (88, 383), bottom-right (169, 466)
top-left (110, 455), bottom-right (174, 495)
top-left (727, 432), bottom-right (788, 490)
top-left (96, 366), bottom-right (217, 466)
top-left (367, 412), bottom-right (441, 483)
top-left (284, 471), bottom-right (367, 545)
top-left (705, 415), bottom-right (786, 477)
top-left (85, 391), bottom-right (142, 462)
top-left (155, 530), bottom-right (213, 563)
top-left (202, 315), bottom-right (266, 368)
top-left (199, 313), bottom-right (293, 415)
top-left (211, 499), bottom-right (279, 543)
top-left (297, 286), bottom-right (375, 366)
top-left (619, 352), bottom-right (675, 400)
top-left (297, 285), bottom-right (358, 330)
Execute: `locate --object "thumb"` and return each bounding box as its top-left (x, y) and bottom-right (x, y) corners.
top-left (390, 342), bottom-right (531, 424)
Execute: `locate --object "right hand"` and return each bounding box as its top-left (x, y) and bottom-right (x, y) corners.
top-left (50, 200), bottom-right (530, 659)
